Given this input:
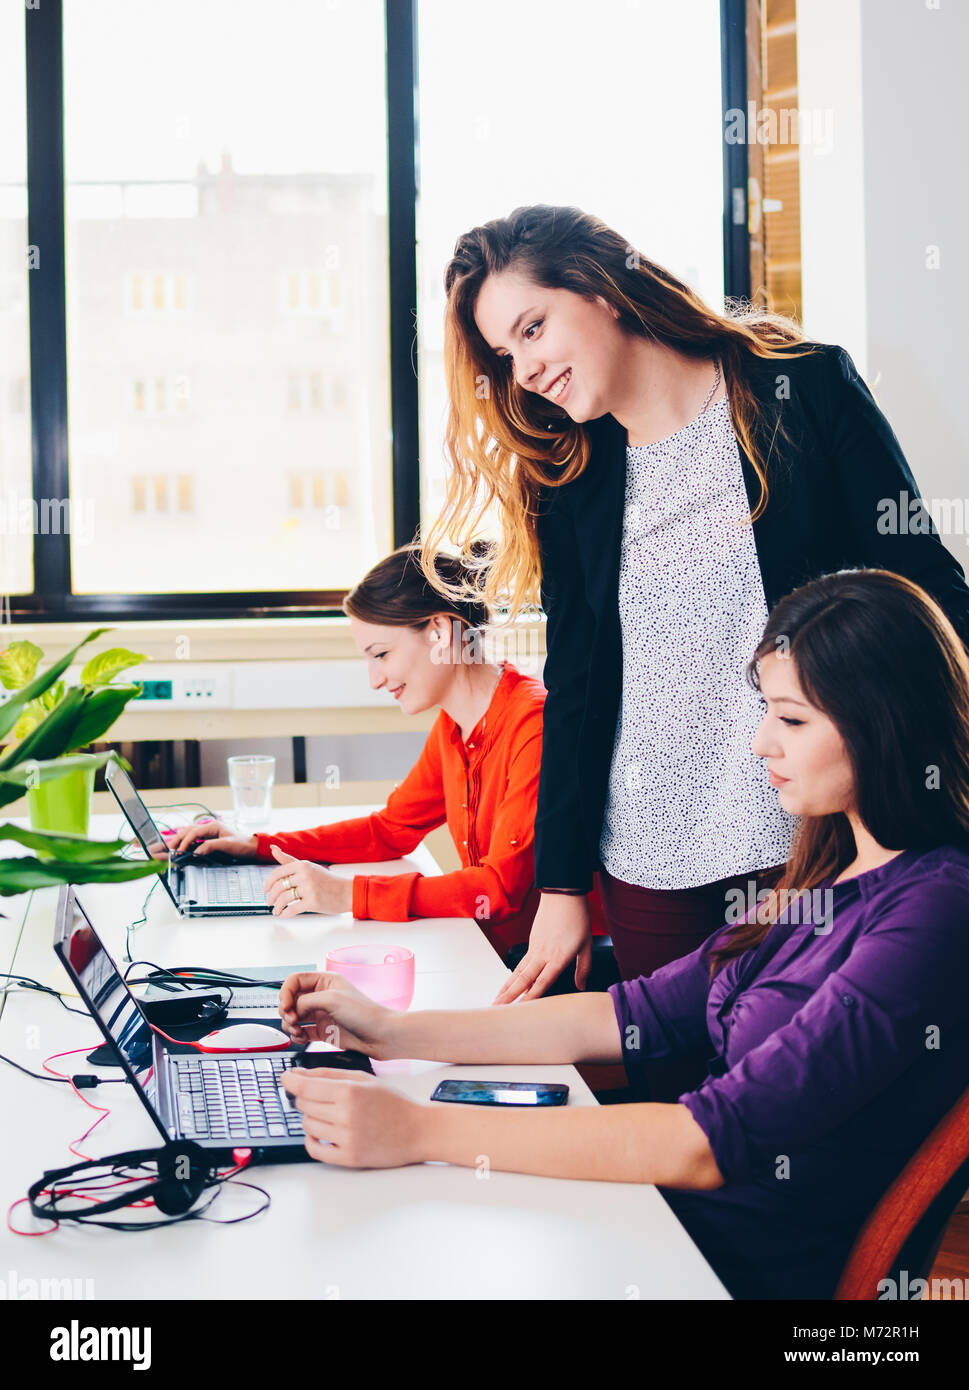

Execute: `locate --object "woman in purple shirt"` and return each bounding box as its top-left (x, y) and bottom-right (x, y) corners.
top-left (278, 568), bottom-right (969, 1300)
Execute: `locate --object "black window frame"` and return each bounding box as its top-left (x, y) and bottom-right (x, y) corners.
top-left (12, 0), bottom-right (750, 623)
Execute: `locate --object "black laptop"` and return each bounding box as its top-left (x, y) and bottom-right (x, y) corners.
top-left (105, 758), bottom-right (273, 916)
top-left (53, 885), bottom-right (373, 1165)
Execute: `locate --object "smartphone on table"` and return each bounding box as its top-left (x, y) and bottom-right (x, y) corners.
top-left (430, 1079), bottom-right (569, 1107)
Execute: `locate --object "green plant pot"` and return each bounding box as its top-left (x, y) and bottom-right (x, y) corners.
top-left (26, 764), bottom-right (96, 843)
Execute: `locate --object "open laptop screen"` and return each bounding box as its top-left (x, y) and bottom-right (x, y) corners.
top-left (53, 886), bottom-right (166, 1137)
top-left (104, 759), bottom-right (169, 861)
top-left (104, 759), bottom-right (178, 905)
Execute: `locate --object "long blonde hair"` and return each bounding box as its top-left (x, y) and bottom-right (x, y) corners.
top-left (423, 204), bottom-right (820, 621)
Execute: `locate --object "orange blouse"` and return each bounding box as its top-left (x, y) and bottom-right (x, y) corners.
top-left (254, 661), bottom-right (606, 956)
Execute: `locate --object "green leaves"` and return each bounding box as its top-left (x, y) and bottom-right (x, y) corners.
top-left (0, 631), bottom-right (150, 891)
top-left (0, 750), bottom-right (130, 809)
top-left (13, 709), bottom-right (40, 741)
top-left (0, 746), bottom-right (162, 893)
top-left (0, 686), bottom-right (88, 773)
top-left (0, 628), bottom-right (108, 743)
top-left (0, 640), bottom-right (43, 690)
top-left (65, 685), bottom-right (142, 752)
top-left (0, 748), bottom-right (128, 788)
top-left (0, 744), bottom-right (162, 894)
top-left (0, 823), bottom-right (128, 861)
top-left (80, 647), bottom-right (146, 688)
top-left (0, 628), bottom-right (145, 769)
top-left (0, 855), bottom-right (164, 895)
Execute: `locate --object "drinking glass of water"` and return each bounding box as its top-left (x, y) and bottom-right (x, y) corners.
top-left (227, 754), bottom-right (275, 830)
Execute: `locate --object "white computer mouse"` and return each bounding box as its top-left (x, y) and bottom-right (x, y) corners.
top-left (196, 1023), bottom-right (292, 1053)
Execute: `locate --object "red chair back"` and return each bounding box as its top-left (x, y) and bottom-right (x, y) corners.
top-left (835, 1082), bottom-right (969, 1300)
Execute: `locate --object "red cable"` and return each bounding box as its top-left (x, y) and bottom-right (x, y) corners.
top-left (10, 1039), bottom-right (258, 1235)
top-left (42, 1046), bottom-right (113, 1161)
top-left (147, 1022), bottom-right (288, 1054)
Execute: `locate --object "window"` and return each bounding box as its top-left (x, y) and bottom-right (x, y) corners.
top-left (0, 0), bottom-right (31, 597)
top-left (124, 270), bottom-right (191, 318)
top-left (62, 0), bottom-right (391, 599)
top-left (280, 268), bottom-right (342, 322)
top-left (176, 475), bottom-right (193, 512)
top-left (287, 370), bottom-right (347, 414)
top-left (11, 1), bottom-right (742, 618)
top-left (130, 471), bottom-right (194, 515)
top-left (287, 469), bottom-right (351, 514)
top-left (133, 375), bottom-right (191, 417)
top-left (416, 0), bottom-right (726, 532)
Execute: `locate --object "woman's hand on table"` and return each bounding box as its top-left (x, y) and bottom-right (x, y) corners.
top-left (165, 818), bottom-right (258, 859)
top-left (493, 892), bottom-right (593, 1003)
top-left (265, 845), bottom-right (353, 916)
top-left (281, 1067), bottom-right (427, 1169)
top-left (278, 969), bottom-right (396, 1056)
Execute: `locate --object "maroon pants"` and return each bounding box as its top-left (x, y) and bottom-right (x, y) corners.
top-left (598, 863), bottom-right (764, 1102)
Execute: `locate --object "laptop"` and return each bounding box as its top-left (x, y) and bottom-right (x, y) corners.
top-left (105, 758), bottom-right (273, 916)
top-left (53, 885), bottom-right (373, 1165)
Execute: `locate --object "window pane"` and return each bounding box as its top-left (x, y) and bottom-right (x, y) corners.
top-left (416, 0), bottom-right (725, 531)
top-left (0, 1), bottom-right (31, 596)
top-left (63, 0), bottom-right (392, 596)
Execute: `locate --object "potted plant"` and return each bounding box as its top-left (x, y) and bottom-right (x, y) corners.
top-left (0, 628), bottom-right (164, 895)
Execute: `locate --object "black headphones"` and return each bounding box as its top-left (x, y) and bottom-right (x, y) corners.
top-left (28, 1140), bottom-right (217, 1227)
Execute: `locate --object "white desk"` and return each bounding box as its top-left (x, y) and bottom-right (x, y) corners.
top-left (0, 807), bottom-right (728, 1300)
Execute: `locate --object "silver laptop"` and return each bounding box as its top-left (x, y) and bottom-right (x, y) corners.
top-left (105, 758), bottom-right (273, 916)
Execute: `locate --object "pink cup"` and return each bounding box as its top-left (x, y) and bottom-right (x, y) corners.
top-left (324, 945), bottom-right (415, 1011)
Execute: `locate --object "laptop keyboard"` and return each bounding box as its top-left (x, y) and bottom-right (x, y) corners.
top-left (171, 1054), bottom-right (304, 1142)
top-left (184, 864), bottom-right (271, 907)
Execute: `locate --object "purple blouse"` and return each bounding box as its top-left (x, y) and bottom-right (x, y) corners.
top-left (608, 843), bottom-right (969, 1299)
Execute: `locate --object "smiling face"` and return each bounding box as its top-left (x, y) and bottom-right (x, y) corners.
top-left (751, 651), bottom-right (856, 818)
top-left (348, 612), bottom-right (457, 715)
top-left (473, 268), bottom-right (627, 424)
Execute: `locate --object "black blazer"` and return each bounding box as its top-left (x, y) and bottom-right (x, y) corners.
top-left (532, 342), bottom-right (969, 893)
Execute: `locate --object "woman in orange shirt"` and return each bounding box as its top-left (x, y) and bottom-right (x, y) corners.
top-left (168, 543), bottom-right (608, 965)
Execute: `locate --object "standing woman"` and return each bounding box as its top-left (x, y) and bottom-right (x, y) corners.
top-left (423, 204), bottom-right (969, 1020)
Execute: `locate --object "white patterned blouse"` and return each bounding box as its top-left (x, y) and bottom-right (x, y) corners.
top-left (598, 395), bottom-right (796, 890)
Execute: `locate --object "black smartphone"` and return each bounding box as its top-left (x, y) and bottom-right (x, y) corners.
top-left (430, 1079), bottom-right (569, 1107)
top-left (278, 1049), bottom-right (375, 1108)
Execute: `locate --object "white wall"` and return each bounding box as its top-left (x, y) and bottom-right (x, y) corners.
top-left (797, 0), bottom-right (868, 374)
top-left (198, 731), bottom-right (427, 789)
top-left (798, 0), bottom-right (969, 563)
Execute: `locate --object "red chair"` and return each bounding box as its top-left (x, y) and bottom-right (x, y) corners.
top-left (835, 1082), bottom-right (969, 1300)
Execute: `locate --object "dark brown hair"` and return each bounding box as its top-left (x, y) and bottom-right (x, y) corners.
top-left (705, 568), bottom-right (969, 976)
